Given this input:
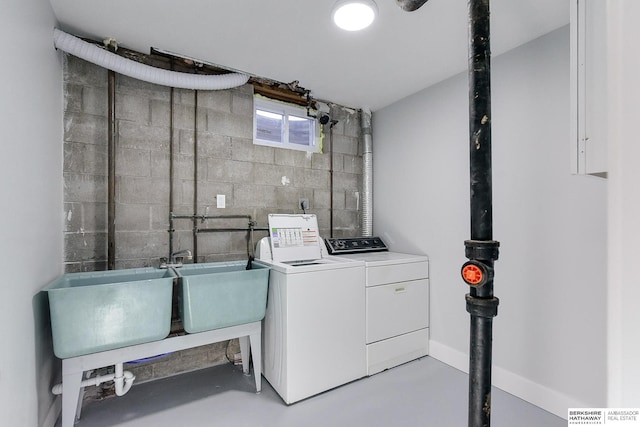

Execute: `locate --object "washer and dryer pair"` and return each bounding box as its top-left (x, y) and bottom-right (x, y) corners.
top-left (256, 214), bottom-right (429, 404)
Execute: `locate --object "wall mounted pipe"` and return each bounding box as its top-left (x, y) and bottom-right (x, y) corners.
top-left (330, 126), bottom-right (334, 237)
top-left (107, 69), bottom-right (116, 270)
top-left (169, 214), bottom-right (263, 260)
top-left (172, 214), bottom-right (252, 221)
top-left (53, 29), bottom-right (249, 90)
top-left (327, 117), bottom-right (339, 238)
top-left (361, 108), bottom-right (373, 237)
top-left (168, 86), bottom-right (175, 260)
top-left (192, 91), bottom-right (199, 262)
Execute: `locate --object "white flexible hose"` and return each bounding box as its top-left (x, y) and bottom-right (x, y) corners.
top-left (53, 29), bottom-right (249, 90)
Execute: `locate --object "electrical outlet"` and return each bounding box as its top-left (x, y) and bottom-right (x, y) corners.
top-left (299, 198), bottom-right (309, 210)
top-left (216, 194), bottom-right (225, 209)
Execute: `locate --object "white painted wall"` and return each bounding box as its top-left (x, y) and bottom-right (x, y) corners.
top-left (0, 1), bottom-right (63, 426)
top-left (606, 0), bottom-right (640, 407)
top-left (373, 26), bottom-right (607, 417)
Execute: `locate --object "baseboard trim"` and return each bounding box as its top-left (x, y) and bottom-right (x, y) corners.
top-left (428, 340), bottom-right (591, 420)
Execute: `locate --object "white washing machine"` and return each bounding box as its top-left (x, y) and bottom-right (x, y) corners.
top-left (325, 237), bottom-right (429, 376)
top-left (255, 214), bottom-right (366, 404)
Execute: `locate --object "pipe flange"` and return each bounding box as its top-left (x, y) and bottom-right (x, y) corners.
top-left (465, 294), bottom-right (499, 318)
top-left (464, 239), bottom-right (500, 261)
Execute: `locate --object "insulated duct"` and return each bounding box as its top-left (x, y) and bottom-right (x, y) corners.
top-left (53, 29), bottom-right (249, 90)
top-left (361, 108), bottom-right (373, 237)
top-left (396, 0), bottom-right (430, 12)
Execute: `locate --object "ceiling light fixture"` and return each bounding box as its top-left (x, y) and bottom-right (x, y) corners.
top-left (332, 0), bottom-right (378, 31)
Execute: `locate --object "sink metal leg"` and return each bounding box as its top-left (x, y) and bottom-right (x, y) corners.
top-left (249, 330), bottom-right (262, 393)
top-left (239, 336), bottom-right (250, 375)
top-left (75, 385), bottom-right (85, 421)
top-left (61, 362), bottom-right (83, 427)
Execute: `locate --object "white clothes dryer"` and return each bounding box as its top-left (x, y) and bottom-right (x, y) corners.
top-left (325, 237), bottom-right (429, 376)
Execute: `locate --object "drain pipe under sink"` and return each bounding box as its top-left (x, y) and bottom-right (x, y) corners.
top-left (114, 363), bottom-right (135, 396)
top-left (51, 363), bottom-right (135, 396)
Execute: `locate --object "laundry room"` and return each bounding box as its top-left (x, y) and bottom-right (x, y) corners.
top-left (2, 1), bottom-right (639, 427)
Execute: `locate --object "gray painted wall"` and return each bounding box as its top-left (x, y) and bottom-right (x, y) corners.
top-left (372, 26), bottom-right (607, 416)
top-left (0, 1), bottom-right (64, 426)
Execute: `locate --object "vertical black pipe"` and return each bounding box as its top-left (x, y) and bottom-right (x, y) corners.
top-left (168, 86), bottom-right (175, 260)
top-left (466, 0), bottom-right (499, 426)
top-left (468, 0), bottom-right (492, 245)
top-left (192, 90), bottom-right (199, 262)
top-left (328, 122), bottom-right (334, 238)
top-left (394, 0), bottom-right (498, 424)
top-left (107, 70), bottom-right (116, 270)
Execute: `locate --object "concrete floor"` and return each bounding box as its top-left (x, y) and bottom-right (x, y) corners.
top-left (58, 357), bottom-right (565, 427)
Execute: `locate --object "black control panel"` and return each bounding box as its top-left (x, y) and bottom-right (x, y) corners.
top-left (324, 237), bottom-right (388, 255)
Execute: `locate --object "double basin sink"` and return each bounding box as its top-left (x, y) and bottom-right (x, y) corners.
top-left (45, 261), bottom-right (269, 359)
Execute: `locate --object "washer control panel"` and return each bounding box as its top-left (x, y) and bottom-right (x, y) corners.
top-left (324, 237), bottom-right (388, 255)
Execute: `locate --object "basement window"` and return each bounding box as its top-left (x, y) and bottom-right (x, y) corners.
top-left (253, 96), bottom-right (319, 153)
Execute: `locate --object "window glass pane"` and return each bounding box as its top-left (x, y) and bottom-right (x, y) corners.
top-left (256, 109), bottom-right (283, 143)
top-left (288, 115), bottom-right (312, 146)
top-left (254, 97), bottom-right (317, 152)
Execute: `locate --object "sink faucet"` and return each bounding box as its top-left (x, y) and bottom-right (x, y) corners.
top-left (172, 249), bottom-right (192, 262)
top-left (159, 249), bottom-right (192, 268)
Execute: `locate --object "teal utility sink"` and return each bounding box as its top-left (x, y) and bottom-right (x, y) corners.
top-left (46, 268), bottom-right (176, 359)
top-left (177, 261), bottom-right (270, 334)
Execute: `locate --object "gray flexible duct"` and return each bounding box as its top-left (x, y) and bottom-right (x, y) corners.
top-left (53, 29), bottom-right (249, 90)
top-left (361, 108), bottom-right (373, 237)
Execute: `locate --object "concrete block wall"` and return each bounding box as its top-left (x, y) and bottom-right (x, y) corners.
top-left (62, 54), bottom-right (363, 392)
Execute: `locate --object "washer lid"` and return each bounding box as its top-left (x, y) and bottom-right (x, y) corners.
top-left (267, 214), bottom-right (322, 262)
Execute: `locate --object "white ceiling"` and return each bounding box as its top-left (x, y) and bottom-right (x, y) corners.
top-left (49, 0), bottom-right (569, 112)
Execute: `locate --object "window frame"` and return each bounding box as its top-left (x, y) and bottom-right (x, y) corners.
top-left (253, 96), bottom-right (319, 153)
